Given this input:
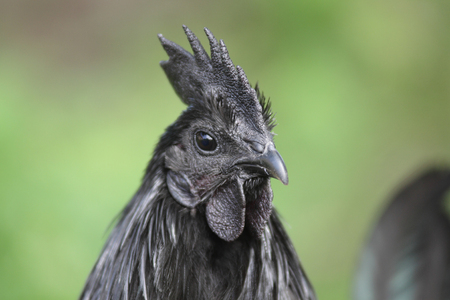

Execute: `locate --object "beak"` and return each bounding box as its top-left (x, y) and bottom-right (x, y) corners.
top-left (236, 143), bottom-right (289, 185)
top-left (258, 144), bottom-right (289, 185)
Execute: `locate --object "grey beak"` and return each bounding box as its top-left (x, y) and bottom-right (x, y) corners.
top-left (234, 143), bottom-right (289, 185)
top-left (258, 144), bottom-right (289, 185)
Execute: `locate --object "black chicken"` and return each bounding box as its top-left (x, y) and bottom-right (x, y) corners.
top-left (80, 26), bottom-right (316, 300)
top-left (354, 169), bottom-right (450, 300)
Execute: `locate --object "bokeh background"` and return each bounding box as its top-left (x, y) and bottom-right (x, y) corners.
top-left (1, 0), bottom-right (450, 299)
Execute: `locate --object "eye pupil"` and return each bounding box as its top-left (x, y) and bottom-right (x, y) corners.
top-left (196, 131), bottom-right (217, 151)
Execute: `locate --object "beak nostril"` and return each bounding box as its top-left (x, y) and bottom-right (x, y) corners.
top-left (249, 141), bottom-right (264, 153)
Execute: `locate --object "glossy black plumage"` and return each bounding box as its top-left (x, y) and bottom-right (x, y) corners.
top-left (80, 26), bottom-right (315, 300)
top-left (354, 169), bottom-right (450, 300)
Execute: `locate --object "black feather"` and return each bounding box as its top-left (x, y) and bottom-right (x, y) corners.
top-left (255, 83), bottom-right (276, 132)
top-left (80, 26), bottom-right (315, 300)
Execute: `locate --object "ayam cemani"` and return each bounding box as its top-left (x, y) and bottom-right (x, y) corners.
top-left (80, 25), bottom-right (316, 300)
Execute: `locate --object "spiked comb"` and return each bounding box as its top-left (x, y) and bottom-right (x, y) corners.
top-left (158, 26), bottom-right (260, 109)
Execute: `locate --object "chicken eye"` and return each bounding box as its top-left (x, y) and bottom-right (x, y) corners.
top-left (195, 131), bottom-right (217, 152)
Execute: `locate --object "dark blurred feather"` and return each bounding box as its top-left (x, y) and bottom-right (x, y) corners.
top-left (354, 169), bottom-right (450, 300)
top-left (80, 26), bottom-right (315, 300)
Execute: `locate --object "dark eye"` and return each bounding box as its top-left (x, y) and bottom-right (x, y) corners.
top-left (195, 131), bottom-right (217, 152)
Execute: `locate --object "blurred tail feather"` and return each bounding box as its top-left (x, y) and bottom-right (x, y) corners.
top-left (354, 169), bottom-right (450, 300)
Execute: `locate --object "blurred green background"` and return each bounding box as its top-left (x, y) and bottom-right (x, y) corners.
top-left (1, 0), bottom-right (450, 299)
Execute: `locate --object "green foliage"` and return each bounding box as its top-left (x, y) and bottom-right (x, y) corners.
top-left (1, 1), bottom-right (450, 299)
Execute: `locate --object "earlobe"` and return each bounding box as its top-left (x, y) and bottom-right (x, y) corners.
top-left (167, 170), bottom-right (201, 208)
